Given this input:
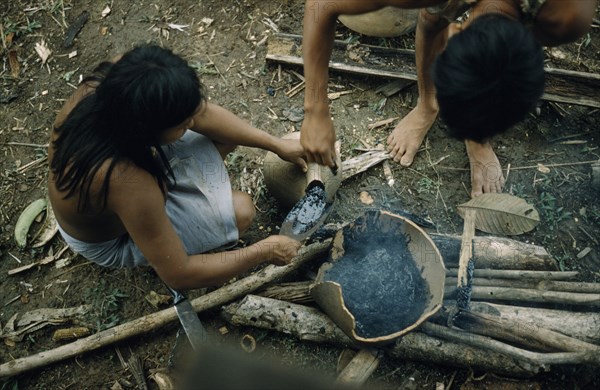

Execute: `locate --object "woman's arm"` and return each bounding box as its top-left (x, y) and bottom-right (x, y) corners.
top-left (191, 102), bottom-right (307, 169)
top-left (109, 165), bottom-right (300, 290)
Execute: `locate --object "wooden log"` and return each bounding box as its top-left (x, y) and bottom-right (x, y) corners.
top-left (420, 322), bottom-right (598, 366)
top-left (222, 295), bottom-right (542, 376)
top-left (336, 349), bottom-right (382, 385)
top-left (258, 276), bottom-right (599, 306)
top-left (445, 286), bottom-right (600, 308)
top-left (430, 234), bottom-right (557, 271)
top-left (446, 277), bottom-right (600, 293)
top-left (257, 281), bottom-right (313, 303)
top-left (266, 33), bottom-right (600, 108)
top-left (444, 269), bottom-right (577, 280)
top-left (469, 302), bottom-right (600, 344)
top-left (313, 226), bottom-right (557, 271)
top-left (0, 241), bottom-right (332, 378)
top-left (449, 310), bottom-right (600, 357)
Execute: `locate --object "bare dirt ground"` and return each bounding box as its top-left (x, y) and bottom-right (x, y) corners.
top-left (1, 0), bottom-right (599, 388)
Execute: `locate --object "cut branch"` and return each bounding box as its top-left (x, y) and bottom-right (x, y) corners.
top-left (445, 286), bottom-right (600, 308)
top-left (469, 302), bottom-right (600, 344)
top-left (222, 295), bottom-right (542, 376)
top-left (267, 33), bottom-right (600, 108)
top-left (450, 310), bottom-right (600, 357)
top-left (0, 241), bottom-right (331, 378)
top-left (430, 234), bottom-right (557, 271)
top-left (421, 322), bottom-right (598, 366)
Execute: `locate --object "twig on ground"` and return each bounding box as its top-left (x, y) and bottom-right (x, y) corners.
top-left (440, 160), bottom-right (599, 171)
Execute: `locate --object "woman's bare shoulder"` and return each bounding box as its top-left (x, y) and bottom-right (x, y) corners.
top-left (54, 82), bottom-right (98, 129)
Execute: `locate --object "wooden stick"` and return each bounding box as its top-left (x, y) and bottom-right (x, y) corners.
top-left (446, 277), bottom-right (600, 293)
top-left (445, 286), bottom-right (600, 307)
top-left (444, 269), bottom-right (578, 280)
top-left (456, 209), bottom-right (476, 309)
top-left (267, 34), bottom-right (600, 108)
top-left (0, 241), bottom-right (332, 378)
top-left (341, 150), bottom-right (390, 181)
top-left (421, 322), bottom-right (598, 366)
top-left (450, 310), bottom-right (600, 357)
top-left (469, 302), bottom-right (600, 344)
top-left (222, 295), bottom-right (541, 375)
top-left (257, 278), bottom-right (600, 305)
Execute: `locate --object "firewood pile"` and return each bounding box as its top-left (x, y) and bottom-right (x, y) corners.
top-left (223, 215), bottom-right (600, 381)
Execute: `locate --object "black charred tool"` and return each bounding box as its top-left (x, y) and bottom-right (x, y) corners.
top-left (280, 163), bottom-right (335, 242)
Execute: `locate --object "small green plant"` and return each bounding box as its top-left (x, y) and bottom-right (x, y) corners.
top-left (0, 378), bottom-right (18, 390)
top-left (538, 192), bottom-right (571, 230)
top-left (84, 279), bottom-right (128, 332)
top-left (416, 177), bottom-right (437, 195)
top-left (2, 18), bottom-right (42, 38)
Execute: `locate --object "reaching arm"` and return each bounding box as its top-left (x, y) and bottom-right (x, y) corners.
top-left (191, 102), bottom-right (307, 170)
top-left (301, 0), bottom-right (445, 167)
top-left (110, 166), bottom-right (301, 290)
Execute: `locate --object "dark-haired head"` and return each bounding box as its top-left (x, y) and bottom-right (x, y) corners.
top-left (96, 45), bottom-right (203, 147)
top-left (52, 44), bottom-right (206, 211)
top-left (432, 14), bottom-right (545, 142)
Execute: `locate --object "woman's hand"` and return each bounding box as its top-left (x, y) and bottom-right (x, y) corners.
top-left (273, 138), bottom-right (308, 173)
top-left (254, 235), bottom-right (302, 266)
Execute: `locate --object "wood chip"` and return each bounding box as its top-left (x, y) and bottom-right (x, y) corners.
top-left (577, 247), bottom-right (592, 259)
top-left (218, 326), bottom-right (229, 335)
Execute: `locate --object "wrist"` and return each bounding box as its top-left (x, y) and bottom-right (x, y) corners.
top-left (303, 101), bottom-right (330, 117)
top-left (249, 242), bottom-right (272, 264)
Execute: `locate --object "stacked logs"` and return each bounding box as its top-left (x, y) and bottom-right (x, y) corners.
top-left (223, 234), bottom-right (600, 376)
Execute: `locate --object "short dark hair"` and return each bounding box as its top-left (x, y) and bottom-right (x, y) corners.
top-left (432, 14), bottom-right (545, 142)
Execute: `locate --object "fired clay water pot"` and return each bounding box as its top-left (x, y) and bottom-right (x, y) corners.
top-left (263, 132), bottom-right (342, 210)
top-left (338, 7), bottom-right (418, 38)
top-left (310, 210), bottom-right (446, 346)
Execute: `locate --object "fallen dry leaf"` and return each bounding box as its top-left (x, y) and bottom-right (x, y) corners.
top-left (537, 163), bottom-right (550, 174)
top-left (34, 40), bottom-right (52, 64)
top-left (8, 50), bottom-right (19, 77)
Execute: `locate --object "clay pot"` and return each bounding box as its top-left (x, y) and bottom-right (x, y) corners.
top-left (338, 7), bottom-right (418, 38)
top-left (310, 210), bottom-right (446, 346)
top-left (263, 132), bottom-right (342, 210)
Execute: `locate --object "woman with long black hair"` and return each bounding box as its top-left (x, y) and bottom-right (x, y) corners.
top-left (49, 44), bottom-right (305, 290)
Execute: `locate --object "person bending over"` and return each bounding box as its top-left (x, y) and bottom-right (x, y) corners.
top-left (49, 44), bottom-right (305, 290)
top-left (301, 0), bottom-right (595, 196)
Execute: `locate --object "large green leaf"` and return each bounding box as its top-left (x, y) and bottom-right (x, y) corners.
top-left (457, 193), bottom-right (540, 235)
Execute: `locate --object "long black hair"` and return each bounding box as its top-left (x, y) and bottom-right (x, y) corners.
top-left (51, 44), bottom-right (205, 212)
top-left (433, 14), bottom-right (545, 142)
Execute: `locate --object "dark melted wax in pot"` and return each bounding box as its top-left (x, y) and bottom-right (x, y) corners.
top-left (286, 184), bottom-right (327, 235)
top-left (324, 229), bottom-right (430, 339)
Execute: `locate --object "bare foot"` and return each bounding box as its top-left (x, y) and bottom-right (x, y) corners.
top-left (465, 140), bottom-right (505, 197)
top-left (387, 103), bottom-right (437, 167)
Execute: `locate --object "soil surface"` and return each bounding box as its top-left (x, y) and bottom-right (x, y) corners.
top-left (1, 0), bottom-right (599, 389)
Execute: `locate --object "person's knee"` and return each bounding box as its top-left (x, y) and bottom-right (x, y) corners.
top-left (232, 191), bottom-right (255, 234)
top-left (538, 6), bottom-right (594, 45)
